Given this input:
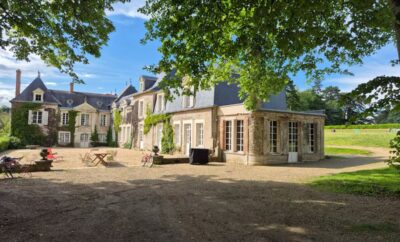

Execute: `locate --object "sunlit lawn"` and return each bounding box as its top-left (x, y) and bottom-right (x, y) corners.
top-left (325, 147), bottom-right (372, 156)
top-left (325, 129), bottom-right (396, 148)
top-left (309, 168), bottom-right (400, 197)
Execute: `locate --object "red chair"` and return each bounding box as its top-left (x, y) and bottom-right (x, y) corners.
top-left (47, 148), bottom-right (64, 162)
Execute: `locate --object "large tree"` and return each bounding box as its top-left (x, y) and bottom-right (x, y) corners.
top-left (140, 0), bottom-right (395, 109)
top-left (0, 0), bottom-right (127, 82)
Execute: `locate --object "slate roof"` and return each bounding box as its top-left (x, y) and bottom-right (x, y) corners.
top-left (11, 77), bottom-right (116, 110)
top-left (141, 75), bottom-right (158, 91)
top-left (114, 85), bottom-right (137, 103)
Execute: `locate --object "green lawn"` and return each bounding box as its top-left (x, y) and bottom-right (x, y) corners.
top-left (325, 147), bottom-right (372, 156)
top-left (309, 168), bottom-right (400, 197)
top-left (325, 129), bottom-right (396, 148)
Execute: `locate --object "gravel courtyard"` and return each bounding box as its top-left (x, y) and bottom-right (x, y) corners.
top-left (1, 147), bottom-right (399, 241)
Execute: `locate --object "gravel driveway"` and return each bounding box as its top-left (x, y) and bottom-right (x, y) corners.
top-left (0, 147), bottom-right (399, 241)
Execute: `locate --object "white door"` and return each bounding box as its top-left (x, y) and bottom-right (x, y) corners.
top-left (184, 123), bottom-right (192, 155)
top-left (288, 122), bottom-right (298, 163)
top-left (80, 133), bottom-right (90, 148)
top-left (157, 125), bottom-right (163, 150)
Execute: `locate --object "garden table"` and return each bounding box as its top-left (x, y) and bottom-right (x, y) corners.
top-left (92, 153), bottom-right (108, 166)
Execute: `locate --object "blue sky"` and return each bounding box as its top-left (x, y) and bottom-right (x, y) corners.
top-left (0, 1), bottom-right (399, 106)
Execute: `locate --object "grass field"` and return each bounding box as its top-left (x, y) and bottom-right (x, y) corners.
top-left (325, 129), bottom-right (396, 148)
top-left (325, 147), bottom-right (372, 156)
top-left (309, 168), bottom-right (400, 197)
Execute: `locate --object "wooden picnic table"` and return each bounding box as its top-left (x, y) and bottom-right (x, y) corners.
top-left (92, 153), bottom-right (108, 166)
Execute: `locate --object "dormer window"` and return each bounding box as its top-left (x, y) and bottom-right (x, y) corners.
top-left (183, 95), bottom-right (194, 108)
top-left (32, 88), bottom-right (44, 102)
top-left (35, 94), bottom-right (42, 102)
top-left (157, 94), bottom-right (165, 112)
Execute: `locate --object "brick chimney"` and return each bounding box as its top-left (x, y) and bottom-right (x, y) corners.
top-left (15, 69), bottom-right (21, 97)
top-left (69, 82), bottom-right (74, 93)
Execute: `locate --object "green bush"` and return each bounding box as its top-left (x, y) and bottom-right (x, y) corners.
top-left (325, 123), bottom-right (400, 130)
top-left (161, 121), bottom-right (174, 154)
top-left (0, 136), bottom-right (9, 152)
top-left (387, 131), bottom-right (400, 170)
top-left (8, 136), bottom-right (23, 149)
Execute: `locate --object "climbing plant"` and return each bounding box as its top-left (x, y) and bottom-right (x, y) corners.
top-left (67, 110), bottom-right (78, 147)
top-left (90, 125), bottom-right (99, 143)
top-left (106, 126), bottom-right (114, 146)
top-left (11, 103), bottom-right (45, 146)
top-left (143, 108), bottom-right (170, 134)
top-left (161, 120), bottom-right (174, 154)
top-left (113, 109), bottom-right (121, 143)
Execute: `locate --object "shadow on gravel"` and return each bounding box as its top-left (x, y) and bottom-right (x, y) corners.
top-left (0, 173), bottom-right (399, 242)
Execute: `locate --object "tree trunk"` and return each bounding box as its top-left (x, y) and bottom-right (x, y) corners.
top-left (390, 0), bottom-right (400, 60)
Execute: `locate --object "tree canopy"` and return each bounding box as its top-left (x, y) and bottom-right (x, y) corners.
top-left (140, 0), bottom-right (396, 109)
top-left (0, 0), bottom-right (127, 82)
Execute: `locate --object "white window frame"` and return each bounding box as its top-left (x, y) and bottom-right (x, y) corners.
top-left (225, 120), bottom-right (232, 151)
top-left (34, 94), bottom-right (42, 102)
top-left (269, 120), bottom-right (278, 153)
top-left (236, 120), bottom-right (244, 152)
top-left (307, 123), bottom-right (316, 153)
top-left (61, 112), bottom-right (69, 126)
top-left (32, 111), bottom-right (43, 124)
top-left (81, 113), bottom-right (89, 126)
top-left (195, 122), bottom-right (204, 147)
top-left (289, 121), bottom-right (298, 152)
top-left (139, 124), bottom-right (144, 142)
top-left (157, 94), bottom-right (165, 112)
top-left (138, 100), bottom-right (144, 118)
top-left (99, 133), bottom-right (107, 143)
top-left (173, 122), bottom-right (181, 145)
top-left (100, 114), bottom-right (107, 126)
top-left (58, 131), bottom-right (71, 144)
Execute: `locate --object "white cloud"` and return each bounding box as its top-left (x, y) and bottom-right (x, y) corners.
top-left (107, 1), bottom-right (148, 19)
top-left (45, 82), bottom-right (57, 86)
top-left (325, 62), bottom-right (400, 92)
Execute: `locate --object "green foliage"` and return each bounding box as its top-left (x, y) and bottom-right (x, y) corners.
top-left (106, 126), bottom-right (113, 146)
top-left (325, 123), bottom-right (400, 129)
top-left (8, 136), bottom-right (23, 149)
top-left (113, 109), bottom-right (122, 142)
top-left (140, 1), bottom-right (393, 110)
top-left (161, 121), bottom-right (174, 154)
top-left (123, 141), bottom-right (132, 149)
top-left (0, 136), bottom-right (9, 152)
top-left (309, 168), bottom-right (400, 197)
top-left (90, 125), bottom-right (99, 142)
top-left (285, 80), bottom-right (300, 111)
top-left (325, 129), bottom-right (395, 148)
top-left (143, 108), bottom-right (170, 134)
top-left (387, 132), bottom-right (400, 170)
top-left (0, 0), bottom-right (128, 82)
top-left (68, 110), bottom-right (79, 147)
top-left (325, 147), bottom-right (372, 156)
top-left (11, 103), bottom-right (45, 146)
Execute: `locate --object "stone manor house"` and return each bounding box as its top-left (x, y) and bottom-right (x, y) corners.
top-left (11, 70), bottom-right (325, 165)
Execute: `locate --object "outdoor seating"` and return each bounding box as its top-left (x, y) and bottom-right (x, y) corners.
top-left (47, 148), bottom-right (64, 162)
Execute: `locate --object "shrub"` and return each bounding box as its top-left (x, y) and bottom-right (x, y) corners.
top-left (90, 142), bottom-right (108, 147)
top-left (0, 136), bottom-right (9, 152)
top-left (161, 121), bottom-right (174, 154)
top-left (123, 141), bottom-right (131, 149)
top-left (8, 136), bottom-right (23, 149)
top-left (387, 131), bottom-right (400, 170)
top-left (90, 125), bottom-right (99, 142)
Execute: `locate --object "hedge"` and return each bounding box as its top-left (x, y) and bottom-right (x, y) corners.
top-left (325, 123), bottom-right (400, 130)
top-left (0, 136), bottom-right (9, 152)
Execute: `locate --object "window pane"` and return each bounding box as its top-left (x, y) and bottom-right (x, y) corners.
top-left (196, 123), bottom-right (204, 146)
top-left (269, 121), bottom-right (278, 153)
top-left (236, 120), bottom-right (244, 151)
top-left (289, 122), bottom-right (298, 152)
top-left (225, 121), bottom-right (232, 150)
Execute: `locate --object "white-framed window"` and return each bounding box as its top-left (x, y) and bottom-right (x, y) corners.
top-left (289, 122), bottom-right (298, 152)
top-left (196, 123), bottom-right (204, 147)
top-left (139, 124), bottom-right (144, 142)
top-left (236, 120), bottom-right (244, 152)
top-left (99, 134), bottom-right (107, 143)
top-left (157, 94), bottom-right (165, 112)
top-left (58, 131), bottom-right (70, 144)
top-left (32, 111), bottom-right (43, 124)
top-left (174, 123), bottom-right (180, 145)
top-left (183, 95), bottom-right (194, 108)
top-left (307, 123), bottom-right (316, 153)
top-left (34, 94), bottom-right (42, 102)
top-left (269, 121), bottom-right (278, 153)
top-left (138, 100), bottom-right (144, 118)
top-left (61, 112), bottom-right (69, 125)
top-left (81, 113), bottom-right (89, 126)
top-left (225, 120), bottom-right (232, 150)
top-left (80, 133), bottom-right (89, 142)
top-left (100, 114), bottom-right (107, 126)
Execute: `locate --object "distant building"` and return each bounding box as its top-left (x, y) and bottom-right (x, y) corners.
top-left (10, 70), bottom-right (115, 147)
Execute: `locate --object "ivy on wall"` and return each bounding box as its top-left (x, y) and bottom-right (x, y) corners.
top-left (161, 121), bottom-right (174, 154)
top-left (113, 109), bottom-right (121, 143)
top-left (143, 108), bottom-right (170, 135)
top-left (11, 103), bottom-right (45, 146)
top-left (68, 110), bottom-right (78, 147)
